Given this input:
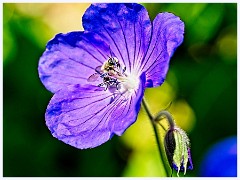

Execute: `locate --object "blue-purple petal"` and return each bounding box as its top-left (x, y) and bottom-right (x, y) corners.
top-left (140, 12), bottom-right (184, 87)
top-left (45, 73), bottom-right (145, 149)
top-left (187, 148), bottom-right (193, 170)
top-left (83, 3), bottom-right (152, 75)
top-left (38, 31), bottom-right (111, 93)
top-left (108, 73), bottom-right (146, 135)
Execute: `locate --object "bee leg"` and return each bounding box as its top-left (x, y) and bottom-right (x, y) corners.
top-left (117, 63), bottom-right (121, 69)
top-left (98, 83), bottom-right (104, 87)
top-left (122, 66), bottom-right (126, 74)
top-left (100, 73), bottom-right (107, 78)
top-left (116, 82), bottom-right (120, 90)
top-left (104, 84), bottom-right (108, 91)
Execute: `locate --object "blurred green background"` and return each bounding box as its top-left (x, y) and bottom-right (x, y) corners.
top-left (3, 3), bottom-right (237, 177)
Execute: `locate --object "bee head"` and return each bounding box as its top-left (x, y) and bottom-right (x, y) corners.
top-left (107, 58), bottom-right (114, 65)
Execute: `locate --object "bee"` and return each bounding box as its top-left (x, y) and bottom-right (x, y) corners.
top-left (87, 57), bottom-right (121, 82)
top-left (98, 75), bottom-right (120, 91)
top-left (87, 56), bottom-right (126, 90)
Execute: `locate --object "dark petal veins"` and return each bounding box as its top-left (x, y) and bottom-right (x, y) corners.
top-left (82, 3), bottom-right (151, 74)
top-left (141, 12), bottom-right (184, 88)
top-left (38, 31), bottom-right (111, 93)
top-left (45, 73), bottom-right (145, 149)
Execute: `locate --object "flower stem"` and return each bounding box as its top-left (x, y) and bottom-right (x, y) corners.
top-left (155, 110), bottom-right (175, 129)
top-left (141, 97), bottom-right (170, 177)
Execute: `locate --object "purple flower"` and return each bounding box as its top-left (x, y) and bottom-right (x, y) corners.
top-left (199, 136), bottom-right (237, 177)
top-left (38, 3), bottom-right (184, 149)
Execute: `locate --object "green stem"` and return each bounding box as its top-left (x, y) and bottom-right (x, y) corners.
top-left (141, 97), bottom-right (170, 177)
top-left (155, 110), bottom-right (175, 129)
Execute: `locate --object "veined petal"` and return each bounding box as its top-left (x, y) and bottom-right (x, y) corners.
top-left (83, 3), bottom-right (151, 75)
top-left (140, 12), bottom-right (184, 87)
top-left (38, 31), bottom-right (111, 93)
top-left (45, 73), bottom-right (145, 149)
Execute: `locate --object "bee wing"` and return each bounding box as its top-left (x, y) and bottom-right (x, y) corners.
top-left (95, 66), bottom-right (102, 74)
top-left (87, 73), bottom-right (100, 82)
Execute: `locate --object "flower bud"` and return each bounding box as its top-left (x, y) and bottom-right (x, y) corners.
top-left (164, 126), bottom-right (193, 176)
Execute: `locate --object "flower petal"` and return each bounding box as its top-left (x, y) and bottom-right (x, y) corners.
top-left (83, 3), bottom-right (151, 74)
top-left (38, 31), bottom-right (111, 93)
top-left (45, 73), bottom-right (145, 149)
top-left (141, 12), bottom-right (184, 87)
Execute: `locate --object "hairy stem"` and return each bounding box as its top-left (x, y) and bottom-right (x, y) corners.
top-left (141, 97), bottom-right (170, 177)
top-left (155, 110), bottom-right (175, 129)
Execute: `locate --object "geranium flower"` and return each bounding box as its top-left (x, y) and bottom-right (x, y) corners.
top-left (38, 3), bottom-right (184, 149)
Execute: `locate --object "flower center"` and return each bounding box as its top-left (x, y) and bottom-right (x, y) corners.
top-left (117, 74), bottom-right (139, 93)
top-left (88, 57), bottom-right (139, 93)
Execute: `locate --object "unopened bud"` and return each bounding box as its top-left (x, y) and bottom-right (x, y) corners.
top-left (164, 126), bottom-right (193, 176)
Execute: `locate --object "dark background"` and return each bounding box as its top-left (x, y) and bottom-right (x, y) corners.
top-left (3, 3), bottom-right (237, 177)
